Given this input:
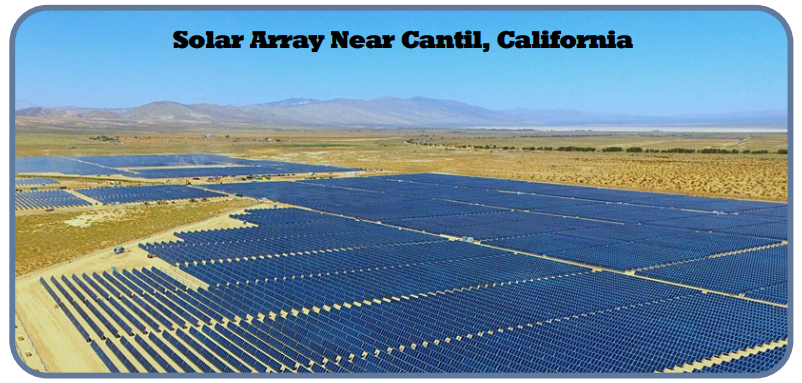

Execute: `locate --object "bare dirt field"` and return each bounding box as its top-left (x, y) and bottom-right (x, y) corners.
top-left (14, 199), bottom-right (257, 277)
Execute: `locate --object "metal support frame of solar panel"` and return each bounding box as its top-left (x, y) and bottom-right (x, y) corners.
top-left (75, 185), bottom-right (227, 204)
top-left (15, 178), bottom-right (59, 186)
top-left (15, 190), bottom-right (92, 210)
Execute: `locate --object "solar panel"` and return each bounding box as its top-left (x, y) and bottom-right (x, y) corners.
top-left (15, 178), bottom-right (59, 186)
top-left (15, 190), bottom-right (92, 210)
top-left (36, 173), bottom-right (788, 374)
top-left (76, 185), bottom-right (226, 204)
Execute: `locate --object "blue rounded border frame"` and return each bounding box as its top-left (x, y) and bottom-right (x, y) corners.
top-left (8, 4), bottom-right (794, 379)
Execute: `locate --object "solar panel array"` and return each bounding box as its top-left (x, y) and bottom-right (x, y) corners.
top-left (74, 154), bottom-right (234, 168)
top-left (15, 154), bottom-right (359, 179)
top-left (75, 185), bottom-right (227, 204)
top-left (16, 157), bottom-right (133, 176)
top-left (15, 190), bottom-right (92, 210)
top-left (15, 178), bottom-right (59, 186)
top-left (40, 173), bottom-right (789, 374)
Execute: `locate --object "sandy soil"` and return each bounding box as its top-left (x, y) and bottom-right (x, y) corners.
top-left (14, 202), bottom-right (271, 372)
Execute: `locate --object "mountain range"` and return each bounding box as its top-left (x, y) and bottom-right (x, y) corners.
top-left (14, 97), bottom-right (788, 129)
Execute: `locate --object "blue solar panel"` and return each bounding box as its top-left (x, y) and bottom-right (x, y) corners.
top-left (739, 206), bottom-right (788, 220)
top-left (718, 220), bottom-right (788, 240)
top-left (76, 154), bottom-right (234, 168)
top-left (627, 195), bottom-right (785, 213)
top-left (76, 185), bottom-right (226, 204)
top-left (553, 242), bottom-right (708, 271)
top-left (15, 190), bottom-right (92, 210)
top-left (533, 203), bottom-right (702, 223)
top-left (15, 178), bottom-right (59, 186)
top-left (644, 214), bottom-right (781, 231)
top-left (638, 246), bottom-right (788, 295)
top-left (91, 342), bottom-right (119, 372)
top-left (15, 155), bottom-right (359, 179)
top-left (130, 166), bottom-right (298, 179)
top-left (744, 283), bottom-right (788, 305)
top-left (34, 173), bottom-right (788, 374)
top-left (15, 157), bottom-right (135, 176)
top-left (486, 232), bottom-right (621, 255)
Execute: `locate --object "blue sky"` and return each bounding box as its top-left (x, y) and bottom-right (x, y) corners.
top-left (14, 10), bottom-right (788, 115)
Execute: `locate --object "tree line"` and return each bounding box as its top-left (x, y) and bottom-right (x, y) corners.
top-left (405, 140), bottom-right (787, 154)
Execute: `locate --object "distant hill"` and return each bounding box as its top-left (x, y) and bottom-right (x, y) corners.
top-left (14, 99), bottom-right (37, 110)
top-left (14, 97), bottom-right (788, 129)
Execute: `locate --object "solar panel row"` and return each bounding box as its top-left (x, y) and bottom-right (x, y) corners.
top-left (15, 190), bottom-right (92, 210)
top-left (75, 154), bottom-right (234, 168)
top-left (41, 266), bottom-right (787, 373)
top-left (205, 178), bottom-right (787, 242)
top-left (637, 246), bottom-right (788, 297)
top-left (200, 180), bottom-right (785, 272)
top-left (76, 185), bottom-right (226, 204)
top-left (14, 178), bottom-right (59, 186)
top-left (375, 173), bottom-right (786, 213)
top-left (15, 155), bottom-right (359, 179)
top-left (36, 173), bottom-right (789, 374)
top-left (141, 225), bottom-right (445, 265)
top-left (744, 283), bottom-right (788, 305)
top-left (16, 157), bottom-right (135, 176)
